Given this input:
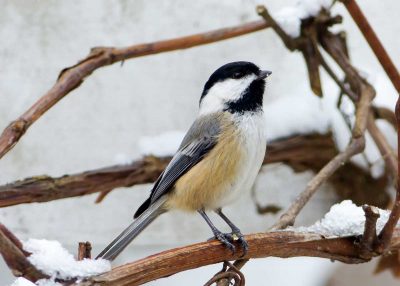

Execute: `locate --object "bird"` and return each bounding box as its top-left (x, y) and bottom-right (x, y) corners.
top-left (96, 61), bottom-right (271, 261)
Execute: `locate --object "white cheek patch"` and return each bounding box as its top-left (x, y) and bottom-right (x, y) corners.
top-left (199, 75), bottom-right (256, 115)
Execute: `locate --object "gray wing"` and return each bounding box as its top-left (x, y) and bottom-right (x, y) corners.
top-left (150, 114), bottom-right (221, 202)
top-left (134, 115), bottom-right (221, 218)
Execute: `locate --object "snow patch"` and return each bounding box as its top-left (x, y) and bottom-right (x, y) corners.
top-left (264, 95), bottom-right (329, 141)
top-left (113, 153), bottom-right (132, 165)
top-left (274, 0), bottom-right (332, 37)
top-left (138, 130), bottom-right (185, 157)
top-left (23, 239), bottom-right (111, 280)
top-left (35, 279), bottom-right (62, 286)
top-left (10, 278), bottom-right (36, 286)
top-left (10, 278), bottom-right (62, 286)
top-left (292, 200), bottom-right (393, 237)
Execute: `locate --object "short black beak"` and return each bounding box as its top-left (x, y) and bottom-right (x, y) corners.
top-left (258, 70), bottom-right (272, 80)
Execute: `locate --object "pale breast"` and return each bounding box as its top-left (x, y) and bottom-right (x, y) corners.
top-left (214, 111), bottom-right (266, 207)
top-left (166, 111), bottom-right (266, 212)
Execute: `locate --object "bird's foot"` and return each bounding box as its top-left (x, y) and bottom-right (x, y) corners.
top-left (209, 231), bottom-right (236, 254)
top-left (208, 231), bottom-right (248, 256)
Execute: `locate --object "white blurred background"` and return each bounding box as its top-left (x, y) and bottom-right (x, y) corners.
top-left (0, 0), bottom-right (399, 285)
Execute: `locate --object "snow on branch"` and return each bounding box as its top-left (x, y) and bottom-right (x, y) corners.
top-left (23, 239), bottom-right (110, 281)
top-left (292, 200), bottom-right (395, 237)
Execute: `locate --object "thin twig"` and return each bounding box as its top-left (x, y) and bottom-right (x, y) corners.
top-left (358, 205), bottom-right (380, 259)
top-left (341, 0), bottom-right (400, 94)
top-left (206, 261), bottom-right (245, 286)
top-left (367, 113), bottom-right (398, 180)
top-left (0, 20), bottom-right (270, 160)
top-left (0, 224), bottom-right (29, 256)
top-left (256, 5), bottom-right (300, 51)
top-left (373, 106), bottom-right (397, 130)
top-left (376, 97), bottom-right (400, 252)
top-left (0, 223), bottom-right (47, 281)
top-left (318, 50), bottom-right (358, 100)
top-left (78, 242), bottom-right (92, 261)
top-left (271, 137), bottom-right (364, 229)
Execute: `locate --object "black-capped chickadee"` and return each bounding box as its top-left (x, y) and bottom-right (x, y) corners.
top-left (97, 61), bottom-right (272, 261)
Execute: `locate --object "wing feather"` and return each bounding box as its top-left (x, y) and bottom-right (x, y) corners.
top-left (134, 115), bottom-right (221, 217)
top-left (149, 137), bottom-right (215, 202)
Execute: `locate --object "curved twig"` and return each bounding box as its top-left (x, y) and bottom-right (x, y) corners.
top-left (205, 261), bottom-right (245, 286)
top-left (0, 20), bottom-right (270, 160)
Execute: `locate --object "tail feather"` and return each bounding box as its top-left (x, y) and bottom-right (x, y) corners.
top-left (134, 197), bottom-right (151, 219)
top-left (96, 197), bottom-right (167, 261)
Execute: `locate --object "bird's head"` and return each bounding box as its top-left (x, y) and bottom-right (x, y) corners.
top-left (199, 61), bottom-right (271, 115)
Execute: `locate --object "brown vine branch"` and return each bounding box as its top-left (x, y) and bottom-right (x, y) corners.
top-left (0, 156), bottom-right (169, 208)
top-left (1, 132), bottom-right (388, 209)
top-left (256, 6), bottom-right (300, 51)
top-left (228, 5), bottom-right (391, 282)
top-left (255, 4), bottom-right (376, 231)
top-left (336, 0), bottom-right (400, 255)
top-left (373, 106), bottom-right (397, 130)
top-left (0, 224), bottom-right (29, 257)
top-left (341, 0), bottom-right (400, 94)
top-left (358, 205), bottom-right (380, 259)
top-left (74, 230), bottom-right (400, 286)
top-left (0, 20), bottom-right (270, 160)
top-left (0, 223), bottom-right (47, 281)
top-left (205, 261), bottom-right (245, 286)
top-left (1, 2), bottom-right (398, 284)
top-left (376, 96), bottom-right (400, 252)
top-left (78, 242), bottom-right (92, 261)
top-left (367, 113), bottom-right (398, 180)
top-left (271, 137), bottom-right (365, 229)
top-left (0, 133), bottom-right (340, 208)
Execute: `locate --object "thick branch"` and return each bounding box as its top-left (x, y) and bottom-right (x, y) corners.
top-left (1, 133), bottom-right (388, 208)
top-left (0, 20), bottom-right (270, 160)
top-left (76, 230), bottom-right (400, 286)
top-left (0, 134), bottom-right (335, 208)
top-left (0, 156), bottom-right (169, 207)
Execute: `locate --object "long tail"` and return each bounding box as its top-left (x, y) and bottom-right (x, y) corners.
top-left (96, 197), bottom-right (167, 261)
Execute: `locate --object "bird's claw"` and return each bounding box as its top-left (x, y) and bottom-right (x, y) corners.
top-left (233, 232), bottom-right (248, 257)
top-left (211, 232), bottom-right (236, 254)
top-left (209, 231), bottom-right (248, 256)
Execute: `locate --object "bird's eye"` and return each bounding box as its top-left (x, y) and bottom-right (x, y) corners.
top-left (232, 72), bottom-right (243, 79)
